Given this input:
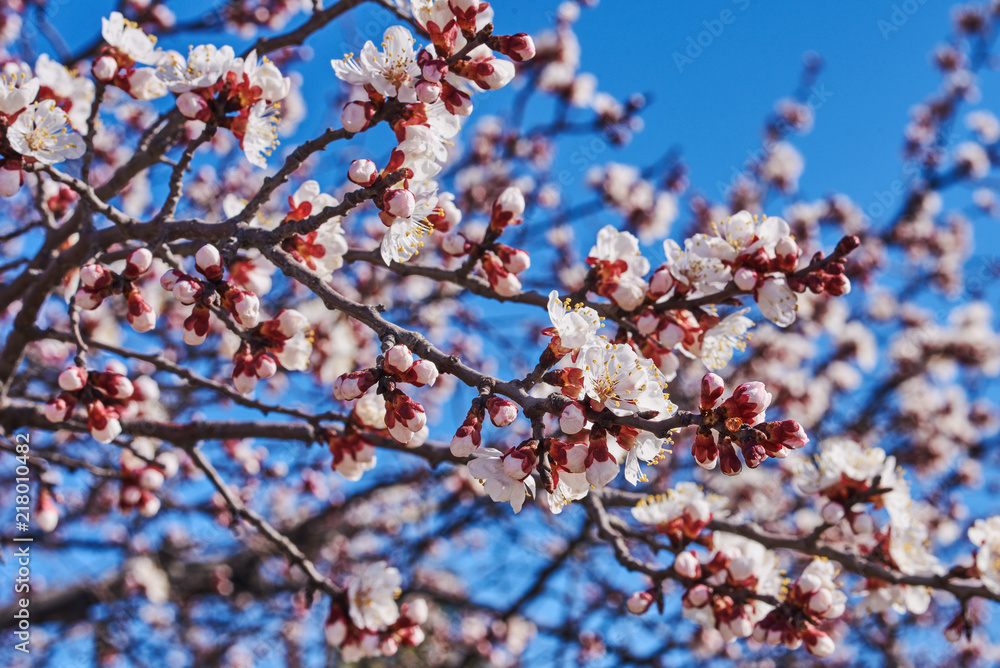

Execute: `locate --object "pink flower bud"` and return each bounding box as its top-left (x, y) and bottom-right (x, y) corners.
top-left (803, 629), bottom-right (835, 658)
top-left (674, 551), bottom-right (701, 579)
top-left (409, 359), bottom-right (439, 386)
top-left (683, 498), bottom-right (712, 527)
top-left (722, 381), bottom-right (772, 425)
top-left (648, 266), bottom-right (675, 298)
top-left (58, 367), bottom-right (88, 391)
top-left (441, 232), bottom-right (470, 256)
top-left (80, 263), bottom-right (113, 290)
top-left (341, 101), bottom-right (373, 133)
top-left (495, 186), bottom-right (525, 218)
top-left (498, 33), bottom-right (536, 62)
top-left (719, 443), bottom-right (743, 476)
top-left (36, 492), bottom-right (59, 532)
top-left (450, 426), bottom-right (480, 457)
top-left (176, 91), bottom-right (209, 119)
top-left (159, 269), bottom-right (184, 291)
top-left (416, 80), bottom-right (441, 104)
top-left (88, 402), bottom-right (122, 443)
top-left (549, 440), bottom-right (588, 473)
top-left (125, 248), bottom-right (153, 278)
top-left (486, 396), bottom-right (518, 427)
top-left (195, 244), bottom-right (224, 281)
top-left (502, 447), bottom-right (536, 481)
top-left (825, 273), bottom-right (851, 296)
top-left (138, 494), bottom-right (161, 517)
top-left (385, 344), bottom-right (414, 375)
top-left (139, 467), bottom-right (165, 491)
top-left (102, 373), bottom-right (134, 399)
top-left (173, 280), bottom-right (203, 305)
top-left (775, 236), bottom-right (798, 258)
top-left (348, 159), bottom-right (378, 187)
top-left (420, 54), bottom-right (448, 82)
top-left (559, 401), bottom-right (587, 435)
top-left (441, 83), bottom-right (473, 116)
top-left (183, 306), bottom-right (211, 345)
top-left (382, 188), bottom-right (416, 219)
top-left (92, 55), bottom-right (118, 82)
top-left (496, 245), bottom-right (530, 274)
top-left (126, 291), bottom-right (156, 332)
top-left (275, 309), bottom-right (309, 338)
top-left (75, 287), bottom-right (105, 310)
top-left (691, 430), bottom-right (719, 470)
top-left (156, 452), bottom-right (179, 478)
top-left (233, 367), bottom-right (258, 395)
top-left (626, 591), bottom-right (654, 615)
top-left (0, 159), bottom-right (23, 197)
top-left (470, 56), bottom-right (516, 90)
top-left (683, 584), bottom-right (711, 608)
top-left (821, 501), bottom-right (845, 524)
top-left (585, 445), bottom-right (619, 488)
top-left (45, 395), bottom-right (74, 422)
top-left (797, 573), bottom-right (822, 595)
top-left (734, 267), bottom-right (758, 291)
top-left (333, 370), bottom-right (378, 401)
top-left (254, 352), bottom-right (277, 379)
top-left (808, 588), bottom-right (833, 614)
top-left (700, 373), bottom-right (725, 410)
top-left (230, 289), bottom-right (260, 328)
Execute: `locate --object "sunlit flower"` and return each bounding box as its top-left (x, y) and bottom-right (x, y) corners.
top-left (576, 341), bottom-right (672, 417)
top-left (332, 26), bottom-right (421, 103)
top-left (7, 100), bottom-right (86, 164)
top-left (348, 562), bottom-right (402, 631)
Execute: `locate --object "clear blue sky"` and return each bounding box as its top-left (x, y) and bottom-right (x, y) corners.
top-left (37, 0), bottom-right (997, 254)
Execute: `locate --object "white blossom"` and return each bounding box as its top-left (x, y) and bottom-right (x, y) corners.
top-left (7, 100), bottom-right (86, 164)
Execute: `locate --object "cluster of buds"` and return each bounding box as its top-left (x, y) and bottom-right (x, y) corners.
top-left (680, 535), bottom-right (780, 644)
top-left (160, 244), bottom-right (261, 346)
top-left (450, 394), bottom-right (518, 457)
top-left (753, 559), bottom-right (845, 657)
top-left (327, 427), bottom-right (378, 481)
top-left (443, 187), bottom-right (528, 296)
top-left (76, 248), bottom-right (157, 332)
top-left (785, 235), bottom-right (860, 297)
top-left (45, 365), bottom-right (134, 443)
top-left (325, 597), bottom-right (427, 661)
top-left (692, 373), bottom-right (807, 475)
top-left (333, 344), bottom-right (439, 448)
top-left (119, 443), bottom-right (179, 518)
top-left (35, 489), bottom-right (59, 533)
top-left (546, 435), bottom-right (614, 491)
top-left (231, 309), bottom-right (313, 394)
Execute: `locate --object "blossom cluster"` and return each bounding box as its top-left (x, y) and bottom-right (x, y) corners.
top-left (325, 562), bottom-right (428, 660)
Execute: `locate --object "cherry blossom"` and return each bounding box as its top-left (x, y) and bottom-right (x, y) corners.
top-left (546, 290), bottom-right (602, 350)
top-left (467, 447), bottom-right (537, 513)
top-left (7, 100), bottom-right (86, 164)
top-left (332, 27), bottom-right (422, 103)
